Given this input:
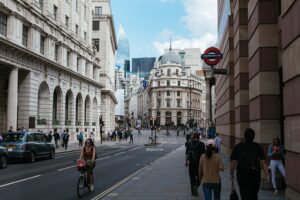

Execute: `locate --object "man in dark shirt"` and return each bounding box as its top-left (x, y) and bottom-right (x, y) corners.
top-left (230, 128), bottom-right (270, 200)
top-left (185, 132), bottom-right (205, 196)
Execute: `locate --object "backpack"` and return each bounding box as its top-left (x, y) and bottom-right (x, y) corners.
top-left (237, 142), bottom-right (261, 175)
top-left (188, 141), bottom-right (205, 164)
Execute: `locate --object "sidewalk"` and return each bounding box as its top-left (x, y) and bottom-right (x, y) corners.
top-left (100, 142), bottom-right (285, 200)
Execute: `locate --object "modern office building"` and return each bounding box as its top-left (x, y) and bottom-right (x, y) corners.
top-left (214, 0), bottom-right (300, 198)
top-left (132, 57), bottom-right (156, 75)
top-left (0, 0), bottom-right (102, 140)
top-left (92, 0), bottom-right (117, 135)
top-left (115, 24), bottom-right (130, 70)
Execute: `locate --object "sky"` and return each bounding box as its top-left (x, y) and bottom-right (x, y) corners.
top-left (111, 0), bottom-right (218, 59)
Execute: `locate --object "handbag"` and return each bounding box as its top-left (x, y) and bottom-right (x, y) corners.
top-left (230, 179), bottom-right (239, 200)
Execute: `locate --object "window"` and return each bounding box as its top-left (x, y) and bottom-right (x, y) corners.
top-left (95, 6), bottom-right (102, 15)
top-left (54, 44), bottom-right (59, 61)
top-left (92, 21), bottom-right (99, 30)
top-left (84, 32), bottom-right (87, 41)
top-left (77, 57), bottom-right (80, 72)
top-left (84, 5), bottom-right (87, 20)
top-left (178, 81), bottom-right (181, 86)
top-left (0, 11), bottom-right (7, 36)
top-left (158, 91), bottom-right (161, 97)
top-left (75, 24), bottom-right (79, 35)
top-left (167, 69), bottom-right (171, 76)
top-left (22, 25), bottom-right (29, 46)
top-left (167, 91), bottom-right (170, 96)
top-left (176, 69), bottom-right (179, 76)
top-left (53, 5), bottom-right (58, 21)
top-left (166, 100), bottom-right (171, 107)
top-left (40, 35), bottom-right (45, 54)
top-left (167, 80), bottom-right (170, 86)
top-left (177, 99), bottom-right (181, 107)
top-left (158, 81), bottom-right (160, 87)
top-left (92, 39), bottom-right (99, 52)
top-left (67, 50), bottom-right (71, 67)
top-left (76, 0), bottom-right (78, 12)
top-left (157, 99), bottom-right (161, 108)
top-left (177, 91), bottom-right (180, 96)
top-left (65, 16), bottom-right (69, 28)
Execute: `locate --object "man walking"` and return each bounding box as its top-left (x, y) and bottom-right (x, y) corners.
top-left (77, 131), bottom-right (84, 147)
top-left (185, 132), bottom-right (206, 196)
top-left (230, 128), bottom-right (270, 200)
top-left (53, 130), bottom-right (60, 149)
top-left (214, 133), bottom-right (221, 153)
top-left (62, 130), bottom-right (69, 150)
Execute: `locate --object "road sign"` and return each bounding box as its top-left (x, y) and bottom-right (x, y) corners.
top-left (201, 47), bottom-right (223, 66)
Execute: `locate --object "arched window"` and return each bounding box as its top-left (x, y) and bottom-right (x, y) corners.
top-left (167, 69), bottom-right (171, 76)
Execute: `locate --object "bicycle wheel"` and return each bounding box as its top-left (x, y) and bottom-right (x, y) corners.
top-left (77, 176), bottom-right (85, 198)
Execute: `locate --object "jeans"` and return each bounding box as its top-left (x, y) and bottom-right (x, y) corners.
top-left (237, 175), bottom-right (260, 200)
top-left (202, 183), bottom-right (221, 200)
top-left (270, 160), bottom-right (285, 189)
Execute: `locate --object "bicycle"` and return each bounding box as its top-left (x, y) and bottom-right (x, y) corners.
top-left (76, 159), bottom-right (92, 198)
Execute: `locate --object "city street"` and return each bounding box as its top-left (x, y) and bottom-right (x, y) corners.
top-left (0, 130), bottom-right (182, 200)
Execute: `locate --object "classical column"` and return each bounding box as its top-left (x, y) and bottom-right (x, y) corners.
top-left (7, 68), bottom-right (18, 130)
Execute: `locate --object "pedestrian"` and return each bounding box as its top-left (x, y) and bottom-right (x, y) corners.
top-left (47, 131), bottom-right (53, 143)
top-left (89, 131), bottom-right (95, 143)
top-left (61, 130), bottom-right (66, 148)
top-left (8, 126), bottom-right (13, 132)
top-left (185, 132), bottom-right (206, 196)
top-left (199, 139), bottom-right (224, 200)
top-left (137, 126), bottom-right (141, 135)
top-left (230, 128), bottom-right (270, 200)
top-left (129, 130), bottom-right (133, 144)
top-left (77, 131), bottom-right (84, 147)
top-left (214, 133), bottom-right (221, 153)
top-left (268, 137), bottom-right (286, 194)
top-left (63, 130), bottom-right (69, 150)
top-left (53, 130), bottom-right (60, 149)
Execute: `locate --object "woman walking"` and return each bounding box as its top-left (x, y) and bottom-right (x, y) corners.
top-left (199, 139), bottom-right (224, 200)
top-left (268, 137), bottom-right (286, 194)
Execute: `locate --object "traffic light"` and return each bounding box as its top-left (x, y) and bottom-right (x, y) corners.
top-left (99, 116), bottom-right (104, 126)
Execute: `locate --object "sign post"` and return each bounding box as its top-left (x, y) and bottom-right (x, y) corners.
top-left (201, 47), bottom-right (225, 127)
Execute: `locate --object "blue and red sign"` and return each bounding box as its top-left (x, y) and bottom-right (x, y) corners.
top-left (201, 47), bottom-right (223, 66)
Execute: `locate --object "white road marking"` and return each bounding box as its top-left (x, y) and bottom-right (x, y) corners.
top-left (57, 165), bottom-right (76, 171)
top-left (96, 156), bottom-right (110, 161)
top-left (0, 175), bottom-right (41, 188)
top-left (55, 156), bottom-right (64, 158)
top-left (114, 151), bottom-right (125, 156)
top-left (128, 146), bottom-right (143, 151)
top-left (146, 148), bottom-right (164, 151)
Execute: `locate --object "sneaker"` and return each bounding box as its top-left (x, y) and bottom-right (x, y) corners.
top-left (274, 189), bottom-right (278, 195)
top-left (89, 185), bottom-right (94, 192)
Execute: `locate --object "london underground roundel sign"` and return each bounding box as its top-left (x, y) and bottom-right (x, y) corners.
top-left (201, 47), bottom-right (223, 66)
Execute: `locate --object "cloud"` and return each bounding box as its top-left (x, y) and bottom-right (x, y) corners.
top-left (153, 33), bottom-right (216, 55)
top-left (160, 0), bottom-right (177, 3)
top-left (153, 0), bottom-right (218, 55)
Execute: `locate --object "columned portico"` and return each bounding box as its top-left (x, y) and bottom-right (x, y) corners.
top-left (7, 67), bottom-right (18, 130)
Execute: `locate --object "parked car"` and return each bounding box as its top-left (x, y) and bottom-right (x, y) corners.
top-left (0, 146), bottom-right (8, 168)
top-left (0, 132), bottom-right (55, 162)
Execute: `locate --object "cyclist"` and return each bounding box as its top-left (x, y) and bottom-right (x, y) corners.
top-left (79, 139), bottom-right (96, 191)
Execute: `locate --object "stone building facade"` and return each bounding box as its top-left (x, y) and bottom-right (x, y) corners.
top-left (0, 0), bottom-right (103, 141)
top-left (92, 0), bottom-right (117, 135)
top-left (148, 49), bottom-right (206, 127)
top-left (215, 0), bottom-right (300, 198)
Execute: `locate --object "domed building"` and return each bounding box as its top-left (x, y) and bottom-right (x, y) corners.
top-left (147, 48), bottom-right (206, 128)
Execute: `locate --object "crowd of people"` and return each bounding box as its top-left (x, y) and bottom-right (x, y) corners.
top-left (185, 128), bottom-right (286, 200)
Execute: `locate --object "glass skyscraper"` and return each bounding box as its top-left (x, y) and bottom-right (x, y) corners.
top-left (115, 24), bottom-right (130, 70)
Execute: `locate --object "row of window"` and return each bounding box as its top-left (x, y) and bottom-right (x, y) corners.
top-left (157, 99), bottom-right (182, 108)
top-left (0, 11), bottom-right (98, 78)
top-left (157, 91), bottom-right (181, 97)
